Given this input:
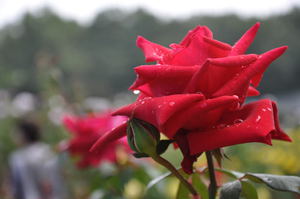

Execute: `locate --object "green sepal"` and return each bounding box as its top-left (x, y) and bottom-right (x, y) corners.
top-left (126, 118), bottom-right (160, 157)
top-left (127, 123), bottom-right (139, 152)
top-left (212, 148), bottom-right (228, 167)
top-left (156, 139), bottom-right (174, 155)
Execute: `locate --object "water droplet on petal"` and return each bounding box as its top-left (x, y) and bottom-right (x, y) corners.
top-left (158, 105), bottom-right (162, 109)
top-left (169, 102), bottom-right (175, 106)
top-left (256, 115), bottom-right (261, 122)
top-left (141, 101), bottom-right (145, 104)
top-left (262, 108), bottom-right (267, 112)
top-left (267, 108), bottom-right (272, 111)
top-left (217, 124), bottom-right (226, 129)
top-left (233, 118), bottom-right (244, 124)
top-left (133, 90), bottom-right (140, 95)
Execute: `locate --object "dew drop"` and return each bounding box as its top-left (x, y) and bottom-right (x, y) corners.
top-left (217, 124), bottom-right (226, 129)
top-left (233, 118), bottom-right (244, 124)
top-left (141, 101), bottom-right (145, 104)
top-left (169, 101), bottom-right (176, 106)
top-left (267, 108), bottom-right (272, 111)
top-left (158, 105), bottom-right (162, 109)
top-left (133, 90), bottom-right (140, 95)
top-left (256, 115), bottom-right (261, 122)
top-left (262, 108), bottom-right (267, 112)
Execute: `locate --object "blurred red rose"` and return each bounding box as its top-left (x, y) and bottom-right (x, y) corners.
top-left (61, 112), bottom-right (129, 168)
top-left (91, 23), bottom-right (291, 174)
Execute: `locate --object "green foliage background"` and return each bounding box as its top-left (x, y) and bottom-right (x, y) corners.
top-left (0, 8), bottom-right (300, 97)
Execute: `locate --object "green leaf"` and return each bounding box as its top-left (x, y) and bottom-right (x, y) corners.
top-left (244, 173), bottom-right (300, 194)
top-left (156, 139), bottom-right (174, 155)
top-left (133, 152), bottom-right (149, 158)
top-left (192, 173), bottom-right (208, 199)
top-left (215, 168), bottom-right (244, 179)
top-left (241, 181), bottom-right (258, 199)
top-left (219, 180), bottom-right (242, 199)
top-left (176, 182), bottom-right (189, 199)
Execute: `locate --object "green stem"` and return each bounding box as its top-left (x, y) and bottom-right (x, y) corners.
top-left (152, 155), bottom-right (198, 196)
top-left (206, 151), bottom-right (217, 199)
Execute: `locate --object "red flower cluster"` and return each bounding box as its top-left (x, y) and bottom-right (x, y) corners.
top-left (91, 23), bottom-right (291, 173)
top-left (62, 112), bottom-right (129, 168)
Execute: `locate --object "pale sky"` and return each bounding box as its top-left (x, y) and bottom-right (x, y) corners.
top-left (0, 0), bottom-right (300, 28)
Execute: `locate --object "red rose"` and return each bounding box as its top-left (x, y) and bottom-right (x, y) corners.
top-left (62, 112), bottom-right (129, 168)
top-left (91, 23), bottom-right (291, 174)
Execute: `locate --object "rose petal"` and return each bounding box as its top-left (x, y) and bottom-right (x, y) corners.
top-left (212, 46), bottom-right (288, 98)
top-left (231, 22), bottom-right (260, 55)
top-left (136, 36), bottom-right (172, 64)
top-left (162, 95), bottom-right (239, 137)
top-left (180, 25), bottom-right (213, 46)
top-left (90, 122), bottom-right (128, 152)
top-left (174, 130), bottom-right (199, 174)
top-left (185, 55), bottom-right (257, 97)
top-left (187, 99), bottom-right (291, 155)
top-left (247, 86), bottom-right (260, 97)
top-left (113, 94), bottom-right (204, 129)
top-left (208, 54), bottom-right (258, 67)
top-left (130, 65), bottom-right (198, 97)
top-left (171, 34), bottom-right (231, 66)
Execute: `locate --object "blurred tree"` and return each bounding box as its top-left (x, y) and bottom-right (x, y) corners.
top-left (0, 7), bottom-right (299, 98)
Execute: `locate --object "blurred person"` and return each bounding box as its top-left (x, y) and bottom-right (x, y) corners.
top-left (9, 119), bottom-right (67, 199)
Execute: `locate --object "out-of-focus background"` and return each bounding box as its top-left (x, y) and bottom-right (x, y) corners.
top-left (1, 0), bottom-right (300, 198)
